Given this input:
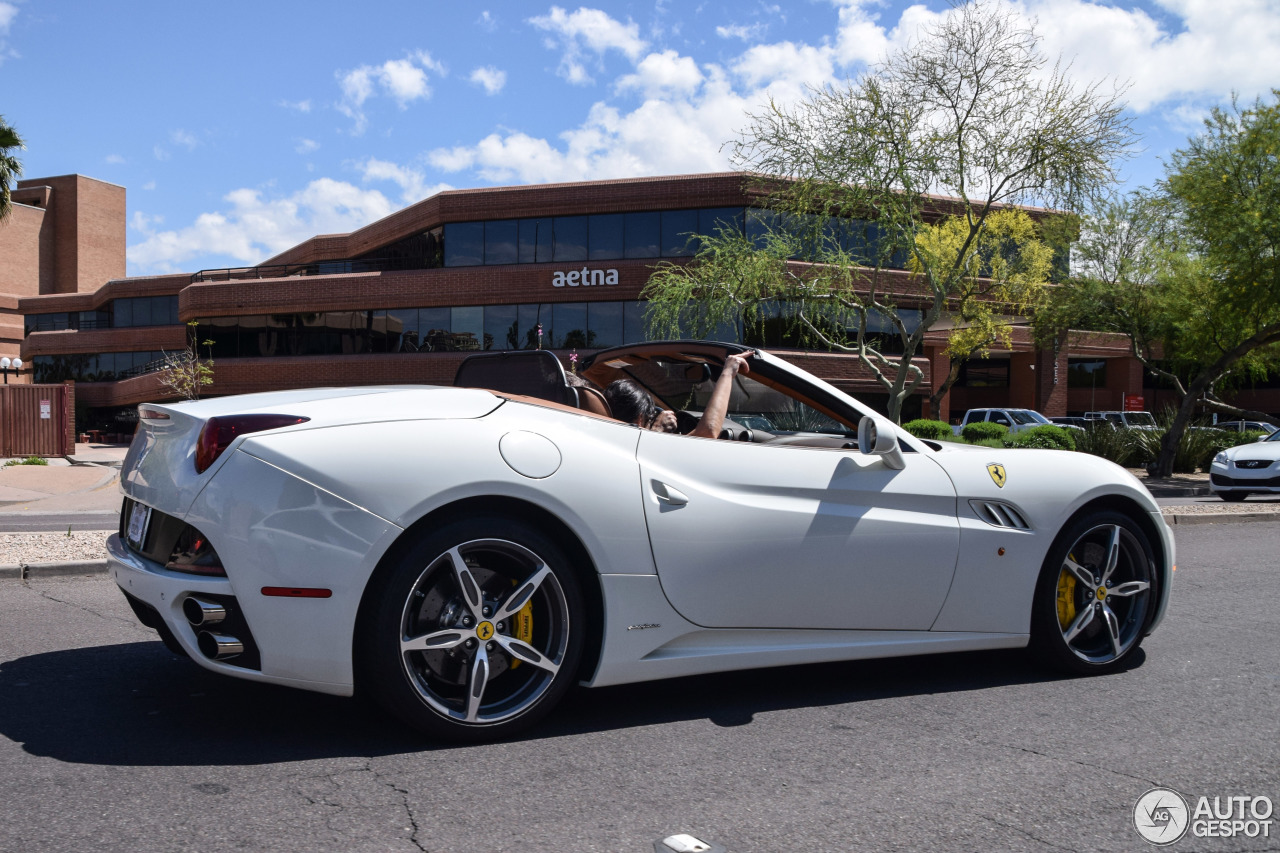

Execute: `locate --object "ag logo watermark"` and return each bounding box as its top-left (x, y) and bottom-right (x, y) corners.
top-left (1134, 787), bottom-right (1274, 845)
top-left (1134, 788), bottom-right (1190, 845)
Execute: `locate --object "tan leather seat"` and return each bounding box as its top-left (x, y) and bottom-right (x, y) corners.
top-left (577, 386), bottom-right (613, 418)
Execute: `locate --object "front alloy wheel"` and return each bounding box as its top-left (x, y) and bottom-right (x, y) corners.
top-left (361, 517), bottom-right (585, 740)
top-left (1032, 512), bottom-right (1156, 673)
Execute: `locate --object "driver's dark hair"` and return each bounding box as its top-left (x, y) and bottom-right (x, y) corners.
top-left (604, 379), bottom-right (660, 428)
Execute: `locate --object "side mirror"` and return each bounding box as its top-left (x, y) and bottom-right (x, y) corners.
top-left (857, 415), bottom-right (906, 470)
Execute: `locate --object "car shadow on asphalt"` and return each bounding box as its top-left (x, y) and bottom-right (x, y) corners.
top-left (0, 639), bottom-right (1142, 765)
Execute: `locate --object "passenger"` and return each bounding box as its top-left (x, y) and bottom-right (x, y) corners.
top-left (605, 350), bottom-right (754, 438)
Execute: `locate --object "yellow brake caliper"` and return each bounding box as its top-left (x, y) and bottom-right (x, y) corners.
top-left (509, 579), bottom-right (534, 669)
top-left (1056, 553), bottom-right (1078, 629)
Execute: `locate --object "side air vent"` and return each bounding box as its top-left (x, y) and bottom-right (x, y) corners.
top-left (969, 500), bottom-right (1031, 530)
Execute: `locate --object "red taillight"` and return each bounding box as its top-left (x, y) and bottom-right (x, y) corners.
top-left (194, 413), bottom-right (309, 473)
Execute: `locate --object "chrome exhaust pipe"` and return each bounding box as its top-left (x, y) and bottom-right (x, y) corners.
top-left (183, 596), bottom-right (227, 627)
top-left (197, 631), bottom-right (244, 661)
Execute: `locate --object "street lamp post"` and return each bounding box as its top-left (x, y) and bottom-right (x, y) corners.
top-left (0, 357), bottom-right (22, 385)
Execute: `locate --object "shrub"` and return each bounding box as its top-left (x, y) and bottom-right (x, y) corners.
top-left (961, 421), bottom-right (1008, 443)
top-left (903, 419), bottom-right (955, 440)
top-left (1074, 424), bottom-right (1140, 467)
top-left (3, 455), bottom-right (48, 467)
top-left (1002, 424), bottom-right (1076, 451)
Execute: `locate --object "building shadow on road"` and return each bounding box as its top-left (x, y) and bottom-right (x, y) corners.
top-left (0, 639), bottom-right (1143, 766)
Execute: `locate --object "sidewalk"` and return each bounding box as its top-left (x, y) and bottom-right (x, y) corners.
top-left (0, 443), bottom-right (128, 514)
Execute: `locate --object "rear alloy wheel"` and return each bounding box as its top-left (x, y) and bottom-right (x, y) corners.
top-left (361, 517), bottom-right (585, 741)
top-left (1031, 511), bottom-right (1157, 674)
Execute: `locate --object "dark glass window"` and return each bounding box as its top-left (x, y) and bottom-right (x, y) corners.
top-left (624, 212), bottom-right (660, 259)
top-left (444, 222), bottom-right (484, 267)
top-left (1068, 359), bottom-right (1107, 389)
top-left (519, 218), bottom-right (554, 263)
top-left (451, 306), bottom-right (483, 351)
top-left (133, 298), bottom-right (153, 327)
top-left (552, 302), bottom-right (588, 349)
top-left (624, 301), bottom-right (650, 343)
top-left (588, 214), bottom-right (624, 260)
top-left (484, 220), bottom-right (518, 265)
top-left (387, 309), bottom-right (421, 352)
top-left (958, 358), bottom-right (1010, 388)
top-left (553, 217), bottom-right (588, 262)
top-left (746, 208), bottom-right (779, 250)
top-left (484, 305), bottom-right (518, 351)
top-left (661, 210), bottom-right (699, 257)
top-left (419, 308), bottom-right (450, 351)
top-left (588, 302), bottom-right (624, 348)
top-left (699, 207), bottom-right (744, 241)
top-left (517, 304), bottom-right (547, 350)
top-left (114, 299), bottom-right (133, 328)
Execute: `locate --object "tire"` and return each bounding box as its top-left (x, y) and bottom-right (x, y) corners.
top-left (1219, 491), bottom-right (1249, 502)
top-left (358, 515), bottom-right (586, 741)
top-left (1030, 511), bottom-right (1157, 675)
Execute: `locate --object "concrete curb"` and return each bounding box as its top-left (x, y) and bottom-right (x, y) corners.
top-left (1, 560), bottom-right (110, 579)
top-left (1146, 487), bottom-right (1213, 498)
top-left (1164, 511), bottom-right (1280, 525)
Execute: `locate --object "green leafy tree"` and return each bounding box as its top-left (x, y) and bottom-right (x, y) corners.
top-left (158, 321), bottom-right (215, 401)
top-left (1039, 93), bottom-right (1280, 476)
top-left (0, 115), bottom-right (26, 222)
top-left (645, 0), bottom-right (1131, 422)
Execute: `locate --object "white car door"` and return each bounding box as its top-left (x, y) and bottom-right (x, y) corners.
top-left (636, 432), bottom-right (961, 630)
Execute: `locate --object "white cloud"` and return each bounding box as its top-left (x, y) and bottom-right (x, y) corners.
top-left (716, 22), bottom-right (767, 41)
top-left (528, 6), bottom-right (647, 84)
top-left (153, 146), bottom-right (170, 162)
top-left (279, 99), bottom-right (312, 113)
top-left (0, 1), bottom-right (16, 64)
top-left (1018, 0), bottom-right (1280, 111)
top-left (359, 157), bottom-right (453, 204)
top-left (141, 181), bottom-right (156, 191)
top-left (105, 154), bottom-right (126, 165)
top-left (336, 51), bottom-right (446, 133)
top-left (170, 129), bottom-right (199, 151)
top-left (478, 10), bottom-right (497, 31)
top-left (295, 138), bottom-right (320, 154)
top-left (616, 50), bottom-right (703, 98)
top-left (469, 65), bottom-right (507, 94)
top-left (127, 179), bottom-right (397, 274)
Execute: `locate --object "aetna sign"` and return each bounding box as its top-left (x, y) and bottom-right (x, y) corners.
top-left (552, 268), bottom-right (619, 287)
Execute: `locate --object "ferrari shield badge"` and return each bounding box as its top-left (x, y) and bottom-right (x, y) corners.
top-left (987, 463), bottom-right (1007, 488)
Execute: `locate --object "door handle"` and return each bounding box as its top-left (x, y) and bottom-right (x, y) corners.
top-left (651, 480), bottom-right (689, 506)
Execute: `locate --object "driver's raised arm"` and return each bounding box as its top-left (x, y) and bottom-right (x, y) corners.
top-left (688, 351), bottom-right (754, 439)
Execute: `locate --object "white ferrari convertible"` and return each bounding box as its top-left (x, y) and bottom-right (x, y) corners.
top-left (108, 342), bottom-right (1174, 740)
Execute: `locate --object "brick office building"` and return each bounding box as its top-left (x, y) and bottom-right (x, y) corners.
top-left (11, 170), bottom-right (1264, 433)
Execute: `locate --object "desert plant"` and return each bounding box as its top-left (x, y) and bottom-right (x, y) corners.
top-left (1073, 423), bottom-right (1141, 467)
top-left (1002, 424), bottom-right (1076, 451)
top-left (3, 455), bottom-right (47, 467)
top-left (961, 421), bottom-right (1009, 443)
top-left (903, 419), bottom-right (955, 440)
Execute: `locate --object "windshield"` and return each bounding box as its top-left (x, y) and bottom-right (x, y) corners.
top-left (1126, 412), bottom-right (1157, 427)
top-left (1025, 411), bottom-right (1051, 424)
top-left (618, 357), bottom-right (855, 436)
top-left (1267, 430), bottom-right (1280, 442)
top-left (1009, 411), bottom-right (1039, 425)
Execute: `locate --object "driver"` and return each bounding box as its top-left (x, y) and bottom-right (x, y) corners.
top-left (604, 350), bottom-right (754, 438)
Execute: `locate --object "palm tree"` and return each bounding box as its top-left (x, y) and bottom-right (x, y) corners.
top-left (0, 115), bottom-right (26, 222)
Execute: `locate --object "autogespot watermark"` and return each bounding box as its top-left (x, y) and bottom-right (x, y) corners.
top-left (1134, 787), bottom-right (1275, 845)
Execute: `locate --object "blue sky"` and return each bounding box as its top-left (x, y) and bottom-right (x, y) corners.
top-left (3, 0), bottom-right (1278, 277)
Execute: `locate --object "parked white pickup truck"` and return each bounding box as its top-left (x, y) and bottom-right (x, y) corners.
top-left (952, 407), bottom-right (1071, 435)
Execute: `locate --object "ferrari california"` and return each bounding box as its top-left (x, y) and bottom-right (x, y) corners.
top-left (108, 341), bottom-right (1173, 740)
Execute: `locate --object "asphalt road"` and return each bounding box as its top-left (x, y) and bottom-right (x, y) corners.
top-left (1, 522), bottom-right (1277, 853)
